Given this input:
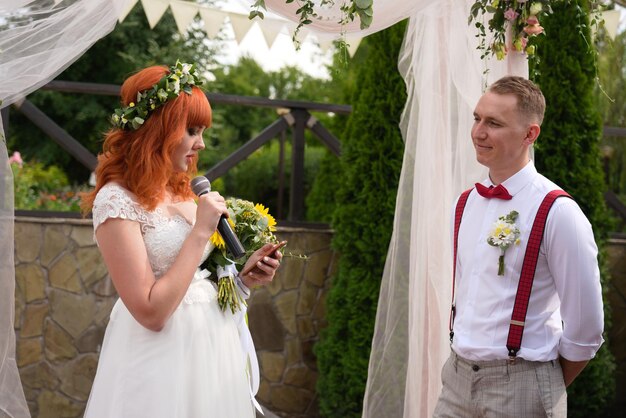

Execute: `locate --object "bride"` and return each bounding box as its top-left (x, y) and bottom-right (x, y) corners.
top-left (80, 61), bottom-right (282, 417)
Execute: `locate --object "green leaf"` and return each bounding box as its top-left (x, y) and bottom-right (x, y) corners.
top-left (359, 13), bottom-right (373, 29)
top-left (355, 0), bottom-right (371, 9)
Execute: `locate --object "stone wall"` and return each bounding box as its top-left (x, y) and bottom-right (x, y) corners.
top-left (606, 238), bottom-right (626, 416)
top-left (13, 216), bottom-right (336, 418)
top-left (14, 216), bottom-right (626, 417)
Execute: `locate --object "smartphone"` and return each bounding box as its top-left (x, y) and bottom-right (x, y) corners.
top-left (240, 241), bottom-right (287, 275)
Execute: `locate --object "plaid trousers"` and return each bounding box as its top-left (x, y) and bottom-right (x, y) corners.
top-left (433, 351), bottom-right (567, 418)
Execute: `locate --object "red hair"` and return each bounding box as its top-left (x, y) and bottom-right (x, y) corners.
top-left (81, 65), bottom-right (212, 214)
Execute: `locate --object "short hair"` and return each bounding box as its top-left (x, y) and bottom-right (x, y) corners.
top-left (488, 76), bottom-right (545, 125)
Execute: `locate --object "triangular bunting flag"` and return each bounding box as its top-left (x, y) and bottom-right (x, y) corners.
top-left (140, 0), bottom-right (170, 29)
top-left (170, 0), bottom-right (199, 34)
top-left (258, 20), bottom-right (284, 49)
top-left (229, 13), bottom-right (255, 44)
top-left (199, 8), bottom-right (227, 39)
top-left (346, 37), bottom-right (362, 57)
top-left (601, 9), bottom-right (620, 40)
top-left (317, 37), bottom-right (334, 54)
top-left (118, 0), bottom-right (139, 23)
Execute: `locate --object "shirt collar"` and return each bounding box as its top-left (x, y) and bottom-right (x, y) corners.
top-left (482, 160), bottom-right (537, 197)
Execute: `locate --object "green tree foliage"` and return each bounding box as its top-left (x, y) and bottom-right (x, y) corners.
top-left (314, 21), bottom-right (407, 417)
top-left (203, 56), bottom-right (345, 219)
top-left (534, 2), bottom-right (616, 415)
top-left (596, 28), bottom-right (626, 195)
top-left (7, 2), bottom-right (221, 182)
top-left (306, 42), bottom-right (368, 222)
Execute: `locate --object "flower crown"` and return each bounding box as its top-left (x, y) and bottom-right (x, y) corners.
top-left (111, 60), bottom-right (203, 131)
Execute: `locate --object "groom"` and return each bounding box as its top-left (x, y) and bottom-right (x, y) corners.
top-left (433, 76), bottom-right (604, 417)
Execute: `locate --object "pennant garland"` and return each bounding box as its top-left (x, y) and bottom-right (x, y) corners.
top-left (117, 0), bottom-right (363, 57)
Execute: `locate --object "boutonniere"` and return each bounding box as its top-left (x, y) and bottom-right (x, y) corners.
top-left (487, 211), bottom-right (521, 276)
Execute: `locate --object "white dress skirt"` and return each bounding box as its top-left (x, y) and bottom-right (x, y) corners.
top-left (84, 183), bottom-right (255, 418)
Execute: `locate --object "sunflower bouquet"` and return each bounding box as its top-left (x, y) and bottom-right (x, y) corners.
top-left (202, 198), bottom-right (280, 313)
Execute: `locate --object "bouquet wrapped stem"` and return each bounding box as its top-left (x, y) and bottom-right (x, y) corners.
top-left (217, 275), bottom-right (246, 314)
top-left (202, 199), bottom-right (279, 313)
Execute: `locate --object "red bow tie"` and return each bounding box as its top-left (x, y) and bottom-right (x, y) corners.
top-left (475, 183), bottom-right (513, 200)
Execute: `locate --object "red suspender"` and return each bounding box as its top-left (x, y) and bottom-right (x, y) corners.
top-left (506, 190), bottom-right (571, 360)
top-left (450, 189), bottom-right (473, 341)
top-left (451, 188), bottom-right (572, 358)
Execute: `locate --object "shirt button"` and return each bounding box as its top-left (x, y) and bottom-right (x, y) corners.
top-left (472, 365), bottom-right (480, 372)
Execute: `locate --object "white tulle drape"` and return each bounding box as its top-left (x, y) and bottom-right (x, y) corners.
top-left (0, 0), bottom-right (527, 416)
top-left (0, 1), bottom-right (128, 416)
top-left (264, 1), bottom-right (527, 417)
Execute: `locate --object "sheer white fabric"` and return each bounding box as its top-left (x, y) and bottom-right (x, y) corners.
top-left (0, 0), bottom-right (529, 416)
top-left (263, 1), bottom-right (528, 417)
top-left (0, 117), bottom-right (29, 418)
top-left (0, 1), bottom-right (129, 416)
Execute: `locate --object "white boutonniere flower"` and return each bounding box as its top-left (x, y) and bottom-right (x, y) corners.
top-left (487, 210), bottom-right (521, 276)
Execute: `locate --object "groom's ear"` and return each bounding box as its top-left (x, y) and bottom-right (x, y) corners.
top-left (523, 124), bottom-right (540, 146)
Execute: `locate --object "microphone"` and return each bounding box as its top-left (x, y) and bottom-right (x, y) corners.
top-left (191, 176), bottom-right (245, 259)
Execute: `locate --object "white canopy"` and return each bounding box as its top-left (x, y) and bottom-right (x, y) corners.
top-left (0, 0), bottom-right (526, 416)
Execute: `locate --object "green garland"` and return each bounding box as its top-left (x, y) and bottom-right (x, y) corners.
top-left (110, 60), bottom-right (203, 131)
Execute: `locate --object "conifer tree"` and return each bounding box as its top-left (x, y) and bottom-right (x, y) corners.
top-left (314, 21), bottom-right (407, 417)
top-left (534, 1), bottom-right (615, 415)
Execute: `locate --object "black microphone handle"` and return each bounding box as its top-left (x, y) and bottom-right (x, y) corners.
top-left (217, 216), bottom-right (246, 259)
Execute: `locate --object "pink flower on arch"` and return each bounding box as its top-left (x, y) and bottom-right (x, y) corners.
top-left (526, 16), bottom-right (539, 25)
top-left (504, 8), bottom-right (519, 21)
top-left (8, 151), bottom-right (23, 167)
top-left (523, 24), bottom-right (544, 36)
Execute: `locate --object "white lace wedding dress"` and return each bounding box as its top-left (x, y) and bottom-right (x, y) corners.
top-left (84, 183), bottom-right (255, 418)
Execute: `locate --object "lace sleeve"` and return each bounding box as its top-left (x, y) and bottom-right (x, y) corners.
top-left (92, 184), bottom-right (146, 233)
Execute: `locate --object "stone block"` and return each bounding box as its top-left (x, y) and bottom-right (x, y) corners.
top-left (71, 226), bottom-right (95, 248)
top-left (15, 223), bottom-right (42, 263)
top-left (269, 385), bottom-right (314, 414)
top-left (14, 276), bottom-right (25, 329)
top-left (49, 253), bottom-right (82, 293)
top-left (92, 275), bottom-right (116, 296)
top-left (297, 318), bottom-right (315, 340)
top-left (41, 226), bottom-right (70, 267)
top-left (312, 291), bottom-right (327, 321)
top-left (44, 320), bottom-right (77, 361)
top-left (50, 289), bottom-right (96, 338)
top-left (266, 271), bottom-right (283, 296)
top-left (297, 281), bottom-right (318, 316)
top-left (260, 351), bottom-right (286, 383)
top-left (17, 337), bottom-right (42, 367)
top-left (302, 232), bottom-right (332, 254)
top-left (76, 247), bottom-right (108, 288)
top-left (20, 362), bottom-right (60, 390)
top-left (59, 354), bottom-right (98, 401)
top-left (94, 298), bottom-right (116, 327)
top-left (304, 250), bottom-right (332, 288)
top-left (274, 291), bottom-right (298, 334)
top-left (285, 337), bottom-right (301, 366)
top-left (15, 264), bottom-right (46, 303)
top-left (76, 326), bottom-right (105, 353)
top-left (284, 364), bottom-right (317, 391)
top-left (249, 299), bottom-right (285, 351)
top-left (21, 302), bottom-right (49, 338)
top-left (37, 390), bottom-right (83, 418)
top-left (280, 257), bottom-right (304, 291)
top-left (257, 380), bottom-right (271, 404)
top-left (301, 340), bottom-right (317, 371)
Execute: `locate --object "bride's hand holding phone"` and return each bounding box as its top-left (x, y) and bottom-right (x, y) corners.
top-left (240, 241), bottom-right (286, 288)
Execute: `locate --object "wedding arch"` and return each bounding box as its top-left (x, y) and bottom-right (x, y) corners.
top-left (0, 1), bottom-right (525, 417)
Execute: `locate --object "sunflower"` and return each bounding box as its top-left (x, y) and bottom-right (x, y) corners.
top-left (209, 217), bottom-right (236, 249)
top-left (254, 203), bottom-right (276, 232)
